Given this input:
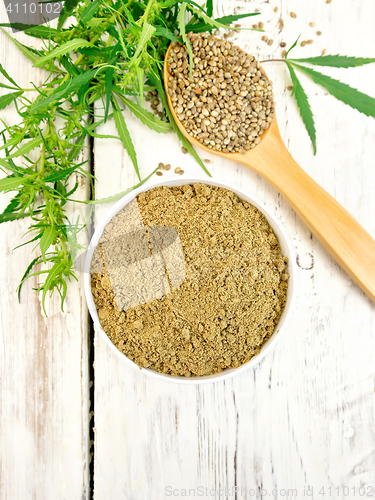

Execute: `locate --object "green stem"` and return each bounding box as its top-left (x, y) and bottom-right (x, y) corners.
top-left (142, 0), bottom-right (154, 22)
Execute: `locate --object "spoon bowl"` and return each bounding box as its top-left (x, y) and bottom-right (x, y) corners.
top-left (164, 42), bottom-right (375, 303)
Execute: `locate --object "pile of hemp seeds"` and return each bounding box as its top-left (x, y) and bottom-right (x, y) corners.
top-left (167, 32), bottom-right (275, 153)
top-left (91, 184), bottom-right (289, 377)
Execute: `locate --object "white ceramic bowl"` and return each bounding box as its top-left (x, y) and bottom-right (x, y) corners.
top-left (84, 177), bottom-right (297, 384)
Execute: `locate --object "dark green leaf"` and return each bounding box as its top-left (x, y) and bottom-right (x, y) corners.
top-left (44, 165), bottom-right (78, 182)
top-left (0, 91), bottom-right (23, 111)
top-left (2, 193), bottom-right (21, 214)
top-left (80, 0), bottom-right (101, 23)
top-left (30, 70), bottom-right (97, 113)
top-left (60, 55), bottom-right (81, 77)
top-left (112, 98), bottom-right (141, 181)
top-left (290, 62), bottom-right (375, 118)
top-left (0, 211), bottom-right (41, 224)
top-left (289, 54), bottom-right (375, 68)
top-left (215, 12), bottom-right (260, 24)
top-left (285, 34), bottom-right (301, 59)
top-left (58, 0), bottom-right (80, 29)
top-left (286, 62), bottom-right (316, 154)
top-left (17, 255), bottom-right (44, 301)
top-left (0, 24), bottom-right (58, 38)
top-left (13, 233), bottom-right (42, 251)
top-left (0, 61), bottom-right (20, 88)
top-left (105, 66), bottom-right (114, 123)
top-left (0, 82), bottom-right (19, 90)
top-left (206, 0), bottom-right (213, 17)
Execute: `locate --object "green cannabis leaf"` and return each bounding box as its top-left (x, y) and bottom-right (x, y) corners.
top-left (281, 37), bottom-right (375, 154)
top-left (112, 98), bottom-right (141, 181)
top-left (290, 62), bottom-right (375, 118)
top-left (1, 0), bottom-right (375, 313)
top-left (286, 62), bottom-right (316, 154)
top-left (288, 55), bottom-right (375, 68)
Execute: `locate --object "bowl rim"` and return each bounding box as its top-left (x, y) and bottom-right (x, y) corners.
top-left (84, 176), bottom-right (297, 384)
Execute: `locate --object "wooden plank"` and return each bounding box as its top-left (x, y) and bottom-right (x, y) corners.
top-left (0, 14), bottom-right (90, 500)
top-left (93, 1), bottom-right (375, 498)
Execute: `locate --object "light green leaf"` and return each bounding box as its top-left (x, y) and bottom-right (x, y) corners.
top-left (120, 95), bottom-right (172, 134)
top-left (137, 67), bottom-right (144, 107)
top-left (0, 132), bottom-right (25, 152)
top-left (87, 18), bottom-right (105, 28)
top-left (0, 175), bottom-right (31, 192)
top-left (186, 5), bottom-right (239, 30)
top-left (4, 137), bottom-right (42, 159)
top-left (0, 91), bottom-right (23, 111)
top-left (80, 0), bottom-right (100, 23)
top-left (286, 62), bottom-right (316, 154)
top-left (34, 39), bottom-right (93, 67)
top-left (290, 62), bottom-right (375, 118)
top-left (89, 167), bottom-right (159, 204)
top-left (289, 55), bottom-right (375, 68)
top-left (129, 23), bottom-right (156, 67)
top-left (112, 98), bottom-right (141, 181)
top-left (30, 70), bottom-right (97, 113)
top-left (178, 3), bottom-right (194, 74)
top-left (154, 27), bottom-right (180, 42)
top-left (40, 226), bottom-right (57, 259)
top-left (68, 133), bottom-right (86, 161)
top-left (0, 28), bottom-right (40, 64)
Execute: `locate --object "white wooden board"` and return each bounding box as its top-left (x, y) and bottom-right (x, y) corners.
top-left (0, 11), bottom-right (90, 499)
top-left (92, 1), bottom-right (375, 499)
top-left (1, 0), bottom-right (375, 498)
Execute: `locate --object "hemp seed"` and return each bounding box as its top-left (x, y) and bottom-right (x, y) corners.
top-left (167, 32), bottom-right (275, 153)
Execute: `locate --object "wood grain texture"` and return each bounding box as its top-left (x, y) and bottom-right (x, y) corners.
top-left (1, 0), bottom-right (375, 498)
top-left (93, 1), bottom-right (375, 499)
top-left (0, 11), bottom-right (90, 499)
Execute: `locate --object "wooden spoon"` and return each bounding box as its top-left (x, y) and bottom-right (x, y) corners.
top-left (164, 44), bottom-right (375, 303)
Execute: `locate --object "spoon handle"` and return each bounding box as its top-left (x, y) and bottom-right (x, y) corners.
top-left (242, 134), bottom-right (375, 303)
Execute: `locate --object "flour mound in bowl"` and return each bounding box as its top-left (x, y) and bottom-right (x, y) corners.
top-left (91, 183), bottom-right (289, 377)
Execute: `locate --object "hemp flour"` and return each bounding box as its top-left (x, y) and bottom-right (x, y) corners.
top-left (91, 183), bottom-right (289, 377)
